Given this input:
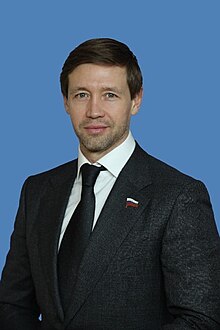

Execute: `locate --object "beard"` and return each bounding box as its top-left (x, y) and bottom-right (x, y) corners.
top-left (75, 120), bottom-right (130, 154)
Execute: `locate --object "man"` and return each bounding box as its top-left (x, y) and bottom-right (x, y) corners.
top-left (0, 38), bottom-right (220, 329)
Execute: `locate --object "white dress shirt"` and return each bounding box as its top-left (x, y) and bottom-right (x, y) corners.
top-left (58, 131), bottom-right (136, 248)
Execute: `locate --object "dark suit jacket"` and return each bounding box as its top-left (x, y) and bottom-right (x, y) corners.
top-left (0, 144), bottom-right (220, 330)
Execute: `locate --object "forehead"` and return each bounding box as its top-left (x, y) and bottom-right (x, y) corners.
top-left (68, 64), bottom-right (128, 87)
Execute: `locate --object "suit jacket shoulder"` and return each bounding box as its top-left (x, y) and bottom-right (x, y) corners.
top-left (133, 143), bottom-right (202, 190)
top-left (22, 159), bottom-right (77, 197)
top-left (27, 159), bottom-right (77, 184)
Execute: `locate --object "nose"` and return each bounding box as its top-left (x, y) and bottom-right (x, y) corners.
top-left (86, 95), bottom-right (104, 118)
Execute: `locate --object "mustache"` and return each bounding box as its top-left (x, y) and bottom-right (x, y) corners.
top-left (80, 119), bottom-right (112, 127)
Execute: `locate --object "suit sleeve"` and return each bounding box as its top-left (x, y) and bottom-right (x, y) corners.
top-left (161, 180), bottom-right (220, 329)
top-left (0, 179), bottom-right (40, 330)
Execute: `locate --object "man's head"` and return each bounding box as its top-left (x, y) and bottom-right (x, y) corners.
top-left (60, 38), bottom-right (143, 162)
top-left (60, 38), bottom-right (143, 100)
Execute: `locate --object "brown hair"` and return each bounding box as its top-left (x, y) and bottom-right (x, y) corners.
top-left (60, 38), bottom-right (143, 99)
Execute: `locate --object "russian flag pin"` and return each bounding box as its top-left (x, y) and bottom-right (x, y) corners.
top-left (126, 197), bottom-right (139, 208)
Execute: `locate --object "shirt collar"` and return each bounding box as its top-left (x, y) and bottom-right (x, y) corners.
top-left (77, 131), bottom-right (136, 178)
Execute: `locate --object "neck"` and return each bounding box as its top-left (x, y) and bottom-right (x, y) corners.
top-left (80, 132), bottom-right (130, 163)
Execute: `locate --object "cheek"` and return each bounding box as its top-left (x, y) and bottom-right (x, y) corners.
top-left (68, 103), bottom-right (88, 123)
top-left (107, 103), bottom-right (131, 120)
top-left (69, 112), bottom-right (82, 128)
top-left (115, 109), bottom-right (132, 124)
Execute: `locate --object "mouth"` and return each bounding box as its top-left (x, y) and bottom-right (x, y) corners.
top-left (84, 124), bottom-right (109, 134)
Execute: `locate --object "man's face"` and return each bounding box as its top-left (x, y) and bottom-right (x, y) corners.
top-left (64, 64), bottom-right (142, 162)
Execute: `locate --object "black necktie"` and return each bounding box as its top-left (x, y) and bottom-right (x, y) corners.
top-left (58, 163), bottom-right (103, 311)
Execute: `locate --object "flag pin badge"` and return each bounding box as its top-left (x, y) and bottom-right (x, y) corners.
top-left (126, 197), bottom-right (139, 208)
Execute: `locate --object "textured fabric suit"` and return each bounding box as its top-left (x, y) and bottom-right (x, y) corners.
top-left (0, 144), bottom-right (220, 329)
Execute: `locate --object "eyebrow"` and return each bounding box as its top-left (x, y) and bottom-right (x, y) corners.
top-left (69, 86), bottom-right (123, 95)
top-left (69, 88), bottom-right (85, 95)
top-left (100, 86), bottom-right (122, 93)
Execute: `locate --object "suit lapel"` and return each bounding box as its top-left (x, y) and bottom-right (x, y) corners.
top-left (65, 145), bottom-right (153, 325)
top-left (37, 161), bottom-right (77, 320)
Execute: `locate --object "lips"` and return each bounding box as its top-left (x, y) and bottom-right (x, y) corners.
top-left (84, 124), bottom-right (109, 134)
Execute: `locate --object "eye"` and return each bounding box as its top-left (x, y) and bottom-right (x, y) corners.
top-left (75, 92), bottom-right (89, 99)
top-left (105, 92), bottom-right (118, 99)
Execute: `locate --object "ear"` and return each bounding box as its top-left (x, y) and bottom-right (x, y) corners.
top-left (131, 88), bottom-right (143, 115)
top-left (63, 95), bottom-right (70, 114)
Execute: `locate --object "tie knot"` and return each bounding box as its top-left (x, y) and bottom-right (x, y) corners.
top-left (81, 163), bottom-right (104, 187)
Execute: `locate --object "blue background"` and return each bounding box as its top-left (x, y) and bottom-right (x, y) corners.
top-left (0, 0), bottom-right (219, 274)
